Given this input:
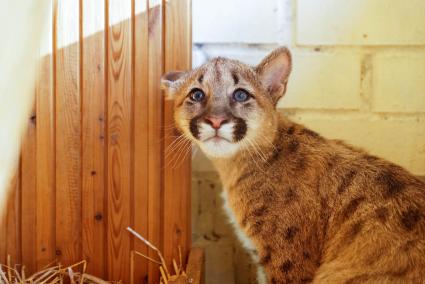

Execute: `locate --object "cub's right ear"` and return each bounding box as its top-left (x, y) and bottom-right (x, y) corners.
top-left (161, 71), bottom-right (186, 100)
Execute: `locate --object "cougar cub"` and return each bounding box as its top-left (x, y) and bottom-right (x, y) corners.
top-left (161, 47), bottom-right (425, 283)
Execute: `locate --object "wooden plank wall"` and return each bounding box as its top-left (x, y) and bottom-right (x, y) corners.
top-left (0, 1), bottom-right (191, 283)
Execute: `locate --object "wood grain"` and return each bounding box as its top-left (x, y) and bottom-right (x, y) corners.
top-left (0, 0), bottom-right (191, 280)
top-left (163, 0), bottom-right (192, 269)
top-left (147, 1), bottom-right (164, 283)
top-left (82, 0), bottom-right (106, 278)
top-left (55, 0), bottom-right (82, 266)
top-left (132, 0), bottom-right (150, 283)
top-left (107, 0), bottom-right (132, 282)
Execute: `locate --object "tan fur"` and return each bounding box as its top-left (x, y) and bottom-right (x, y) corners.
top-left (162, 47), bottom-right (425, 283)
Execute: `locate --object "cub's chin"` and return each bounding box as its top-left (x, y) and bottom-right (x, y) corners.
top-left (198, 137), bottom-right (241, 158)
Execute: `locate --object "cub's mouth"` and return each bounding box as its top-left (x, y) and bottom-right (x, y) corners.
top-left (188, 115), bottom-right (247, 144)
top-left (203, 135), bottom-right (232, 143)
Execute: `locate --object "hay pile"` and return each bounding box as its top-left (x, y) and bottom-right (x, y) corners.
top-left (0, 228), bottom-right (200, 284)
top-left (0, 257), bottom-right (115, 284)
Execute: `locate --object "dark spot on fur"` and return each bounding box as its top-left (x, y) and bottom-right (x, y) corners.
top-left (295, 155), bottom-right (307, 171)
top-left (301, 128), bottom-right (323, 140)
top-left (259, 246), bottom-right (272, 265)
top-left (280, 260), bottom-right (293, 273)
top-left (189, 116), bottom-right (200, 139)
top-left (283, 188), bottom-right (297, 205)
top-left (402, 240), bottom-right (417, 251)
top-left (267, 146), bottom-right (283, 164)
top-left (271, 278), bottom-right (277, 284)
top-left (269, 222), bottom-right (278, 235)
top-left (302, 251), bottom-right (310, 259)
top-left (287, 140), bottom-right (299, 153)
top-left (342, 196), bottom-right (365, 221)
top-left (236, 170), bottom-right (253, 185)
top-left (251, 180), bottom-right (264, 190)
top-left (301, 277), bottom-right (313, 283)
top-left (326, 154), bottom-right (340, 169)
top-left (251, 205), bottom-right (267, 217)
top-left (387, 266), bottom-right (409, 277)
top-left (376, 170), bottom-right (406, 198)
top-left (233, 117), bottom-right (247, 142)
top-left (197, 74), bottom-right (204, 84)
top-left (240, 215), bottom-right (248, 227)
top-left (287, 126), bottom-right (295, 135)
top-left (346, 221), bottom-right (363, 242)
top-left (249, 220), bottom-right (264, 235)
top-left (364, 154), bottom-right (379, 163)
top-left (337, 170), bottom-right (357, 194)
top-left (231, 72), bottom-right (239, 85)
top-left (375, 207), bottom-right (389, 223)
top-left (344, 274), bottom-right (369, 284)
top-left (400, 208), bottom-right (421, 231)
top-left (284, 226), bottom-right (299, 241)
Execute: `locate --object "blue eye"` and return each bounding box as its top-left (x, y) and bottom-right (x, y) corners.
top-left (190, 89), bottom-right (205, 102)
top-left (233, 89), bottom-right (250, 102)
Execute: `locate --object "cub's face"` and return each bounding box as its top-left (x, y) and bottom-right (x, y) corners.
top-left (161, 47), bottom-right (292, 158)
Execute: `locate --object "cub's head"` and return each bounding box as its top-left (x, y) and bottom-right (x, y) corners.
top-left (161, 47), bottom-right (291, 158)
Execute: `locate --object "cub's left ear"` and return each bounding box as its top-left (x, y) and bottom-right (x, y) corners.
top-left (161, 71), bottom-right (186, 99)
top-left (255, 47), bottom-right (292, 105)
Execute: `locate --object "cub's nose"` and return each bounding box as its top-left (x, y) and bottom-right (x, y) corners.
top-left (204, 115), bottom-right (229, 129)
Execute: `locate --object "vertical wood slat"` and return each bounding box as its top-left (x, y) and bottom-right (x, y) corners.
top-left (36, 0), bottom-right (55, 269)
top-left (132, 0), bottom-right (150, 283)
top-left (163, 0), bottom-right (192, 268)
top-left (1, 172), bottom-right (21, 264)
top-left (82, 0), bottom-right (106, 278)
top-left (36, 52), bottom-right (56, 269)
top-left (55, 0), bottom-right (82, 266)
top-left (21, 105), bottom-right (37, 272)
top-left (147, 0), bottom-right (164, 283)
top-left (107, 1), bottom-right (132, 282)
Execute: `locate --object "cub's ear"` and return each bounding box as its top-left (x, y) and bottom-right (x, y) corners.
top-left (161, 71), bottom-right (186, 99)
top-left (255, 47), bottom-right (292, 106)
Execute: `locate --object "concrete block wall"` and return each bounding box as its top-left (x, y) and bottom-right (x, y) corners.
top-left (193, 0), bottom-right (425, 175)
top-left (191, 1), bottom-right (425, 283)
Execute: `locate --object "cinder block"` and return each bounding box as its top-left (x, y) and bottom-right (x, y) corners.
top-left (297, 0), bottom-right (425, 45)
top-left (372, 52), bottom-right (425, 113)
top-left (279, 51), bottom-right (362, 110)
top-left (284, 112), bottom-right (425, 175)
top-left (193, 0), bottom-right (279, 43)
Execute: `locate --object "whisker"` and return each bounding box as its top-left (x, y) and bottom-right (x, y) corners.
top-left (173, 141), bottom-right (193, 169)
top-left (164, 135), bottom-right (190, 160)
top-left (169, 139), bottom-right (192, 169)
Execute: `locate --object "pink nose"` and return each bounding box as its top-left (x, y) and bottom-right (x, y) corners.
top-left (204, 116), bottom-right (228, 129)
